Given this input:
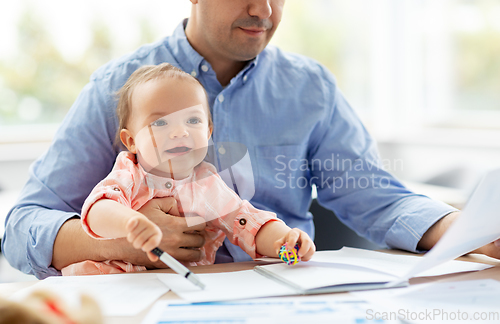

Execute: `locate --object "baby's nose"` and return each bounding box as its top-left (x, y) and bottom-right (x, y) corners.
top-left (170, 124), bottom-right (189, 138)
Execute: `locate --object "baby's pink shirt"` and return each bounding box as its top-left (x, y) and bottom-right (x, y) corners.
top-left (62, 152), bottom-right (280, 275)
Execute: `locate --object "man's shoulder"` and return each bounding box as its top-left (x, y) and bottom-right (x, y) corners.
top-left (89, 37), bottom-right (177, 85)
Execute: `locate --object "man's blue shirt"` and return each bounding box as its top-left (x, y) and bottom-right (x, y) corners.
top-left (2, 20), bottom-right (456, 279)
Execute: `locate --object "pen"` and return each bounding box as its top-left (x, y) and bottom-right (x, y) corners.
top-left (150, 247), bottom-right (206, 290)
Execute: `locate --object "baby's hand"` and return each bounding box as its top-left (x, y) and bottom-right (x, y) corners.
top-left (125, 215), bottom-right (162, 262)
top-left (274, 228), bottom-right (316, 261)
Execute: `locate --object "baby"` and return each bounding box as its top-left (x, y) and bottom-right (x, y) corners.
top-left (62, 63), bottom-right (315, 275)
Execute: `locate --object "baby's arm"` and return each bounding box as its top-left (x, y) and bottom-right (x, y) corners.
top-left (86, 199), bottom-right (162, 262)
top-left (255, 221), bottom-right (316, 261)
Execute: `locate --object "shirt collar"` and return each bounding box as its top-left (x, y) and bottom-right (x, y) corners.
top-left (166, 19), bottom-right (205, 78)
top-left (138, 160), bottom-right (194, 191)
top-left (166, 19), bottom-right (261, 86)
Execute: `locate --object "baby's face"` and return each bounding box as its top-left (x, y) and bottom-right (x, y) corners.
top-left (125, 77), bottom-right (211, 179)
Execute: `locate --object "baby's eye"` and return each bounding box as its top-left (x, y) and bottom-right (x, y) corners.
top-left (187, 117), bottom-right (202, 124)
top-left (151, 119), bottom-right (167, 127)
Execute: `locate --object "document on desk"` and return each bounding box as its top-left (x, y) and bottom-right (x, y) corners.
top-left (142, 295), bottom-right (401, 324)
top-left (393, 168), bottom-right (500, 284)
top-left (11, 273), bottom-right (170, 316)
top-left (254, 248), bottom-right (490, 294)
top-left (157, 248), bottom-right (490, 303)
top-left (353, 279), bottom-right (500, 323)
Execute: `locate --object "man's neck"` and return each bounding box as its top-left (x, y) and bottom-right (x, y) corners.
top-left (185, 21), bottom-right (248, 87)
top-left (208, 58), bottom-right (247, 87)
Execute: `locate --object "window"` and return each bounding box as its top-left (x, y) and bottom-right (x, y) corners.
top-left (2, 0), bottom-right (500, 159)
top-left (272, 0), bottom-right (500, 134)
top-left (0, 1), bottom-right (190, 127)
top-left (3, 1), bottom-right (499, 130)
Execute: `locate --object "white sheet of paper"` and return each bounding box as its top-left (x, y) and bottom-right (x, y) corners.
top-left (156, 270), bottom-right (297, 303)
top-left (396, 169), bottom-right (500, 282)
top-left (141, 295), bottom-right (400, 324)
top-left (353, 279), bottom-right (500, 323)
top-left (256, 261), bottom-right (397, 291)
top-left (11, 273), bottom-right (169, 316)
top-left (311, 247), bottom-right (492, 278)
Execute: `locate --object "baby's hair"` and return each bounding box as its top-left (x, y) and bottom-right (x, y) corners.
top-left (115, 63), bottom-right (212, 146)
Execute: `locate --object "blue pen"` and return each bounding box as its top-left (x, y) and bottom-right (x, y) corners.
top-left (150, 247), bottom-right (205, 290)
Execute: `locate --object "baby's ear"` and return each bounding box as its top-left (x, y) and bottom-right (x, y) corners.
top-left (207, 126), bottom-right (213, 139)
top-left (120, 129), bottom-right (136, 153)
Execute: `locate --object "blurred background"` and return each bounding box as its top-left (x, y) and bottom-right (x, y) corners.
top-left (1, 0), bottom-right (500, 280)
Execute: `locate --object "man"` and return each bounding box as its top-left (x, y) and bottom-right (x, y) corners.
top-left (3, 0), bottom-right (499, 279)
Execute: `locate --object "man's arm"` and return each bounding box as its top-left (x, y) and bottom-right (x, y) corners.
top-left (418, 211), bottom-right (500, 259)
top-left (52, 197), bottom-right (206, 271)
top-left (308, 73), bottom-right (458, 253)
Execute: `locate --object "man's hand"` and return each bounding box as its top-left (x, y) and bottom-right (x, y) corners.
top-left (472, 239), bottom-right (500, 259)
top-left (102, 197), bottom-right (206, 268)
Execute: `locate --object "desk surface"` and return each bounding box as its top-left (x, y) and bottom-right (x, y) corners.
top-left (1, 252), bottom-right (499, 324)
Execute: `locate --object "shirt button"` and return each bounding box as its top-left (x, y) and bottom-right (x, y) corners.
top-left (190, 70), bottom-right (197, 77)
top-left (239, 218), bottom-right (247, 226)
top-left (201, 65), bottom-right (209, 72)
top-left (243, 75), bottom-right (248, 82)
top-left (218, 94), bottom-right (224, 103)
top-left (113, 187), bottom-right (120, 191)
top-left (165, 182), bottom-right (173, 189)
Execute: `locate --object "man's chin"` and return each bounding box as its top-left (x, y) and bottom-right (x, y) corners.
top-left (227, 39), bottom-right (268, 60)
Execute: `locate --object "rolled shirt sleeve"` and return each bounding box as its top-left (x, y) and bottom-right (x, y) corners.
top-left (2, 174), bottom-right (79, 278)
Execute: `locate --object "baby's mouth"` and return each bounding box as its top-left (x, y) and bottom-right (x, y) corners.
top-left (166, 146), bottom-right (191, 154)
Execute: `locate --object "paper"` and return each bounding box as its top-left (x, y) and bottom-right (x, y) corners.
top-left (312, 247), bottom-right (492, 278)
top-left (141, 295), bottom-right (401, 324)
top-left (353, 279), bottom-right (500, 323)
top-left (396, 169), bottom-right (500, 282)
top-left (255, 261), bottom-right (397, 292)
top-left (11, 273), bottom-right (169, 316)
top-left (156, 270), bottom-right (296, 303)
top-left (158, 248), bottom-right (491, 303)
top-left (254, 247), bottom-right (490, 294)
